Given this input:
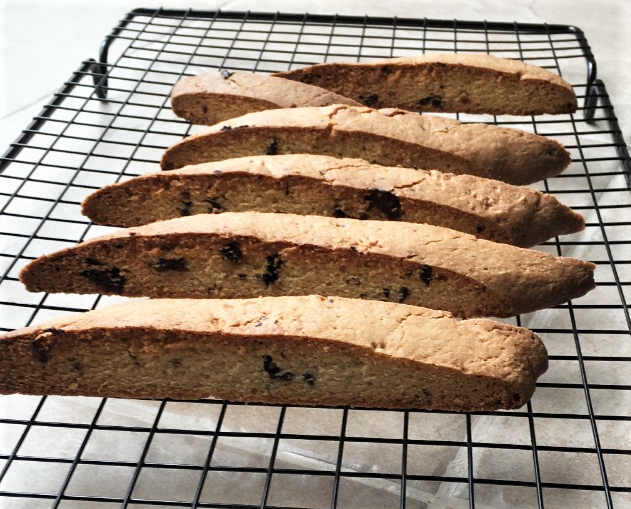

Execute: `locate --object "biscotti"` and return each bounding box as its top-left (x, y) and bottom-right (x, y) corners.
top-left (160, 105), bottom-right (571, 185)
top-left (82, 154), bottom-right (584, 247)
top-left (171, 71), bottom-right (361, 125)
top-left (20, 212), bottom-right (595, 318)
top-left (0, 296), bottom-right (548, 411)
top-left (274, 53), bottom-right (577, 115)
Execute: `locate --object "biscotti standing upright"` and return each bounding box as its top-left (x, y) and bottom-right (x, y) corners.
top-left (274, 53), bottom-right (578, 115)
top-left (82, 154), bottom-right (584, 247)
top-left (0, 296), bottom-right (548, 412)
top-left (160, 105), bottom-right (571, 185)
top-left (171, 71), bottom-right (361, 125)
top-left (20, 212), bottom-right (595, 318)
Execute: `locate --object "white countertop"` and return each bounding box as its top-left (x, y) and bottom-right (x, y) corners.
top-left (1, 0), bottom-right (630, 149)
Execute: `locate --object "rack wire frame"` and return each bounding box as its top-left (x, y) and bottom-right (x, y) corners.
top-left (0, 8), bottom-right (630, 509)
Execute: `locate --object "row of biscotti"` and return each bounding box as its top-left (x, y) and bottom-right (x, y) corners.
top-left (0, 54), bottom-right (582, 412)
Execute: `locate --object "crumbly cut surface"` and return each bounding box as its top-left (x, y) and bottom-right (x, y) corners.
top-left (274, 53), bottom-right (577, 115)
top-left (83, 154), bottom-right (584, 247)
top-left (0, 296), bottom-right (548, 411)
top-left (20, 212), bottom-right (595, 318)
top-left (160, 105), bottom-right (571, 185)
top-left (171, 71), bottom-right (361, 125)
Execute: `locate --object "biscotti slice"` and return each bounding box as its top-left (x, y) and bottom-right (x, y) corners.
top-left (160, 105), bottom-right (570, 185)
top-left (274, 53), bottom-right (577, 115)
top-left (82, 154), bottom-right (584, 247)
top-left (0, 296), bottom-right (548, 411)
top-left (20, 212), bottom-right (595, 318)
top-left (171, 71), bottom-right (361, 125)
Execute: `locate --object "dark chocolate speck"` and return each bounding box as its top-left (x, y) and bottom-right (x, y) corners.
top-left (365, 189), bottom-right (402, 219)
top-left (82, 266), bottom-right (126, 293)
top-left (220, 242), bottom-right (243, 263)
top-left (154, 257), bottom-right (188, 272)
top-left (263, 355), bottom-right (293, 381)
top-left (262, 253), bottom-right (283, 286)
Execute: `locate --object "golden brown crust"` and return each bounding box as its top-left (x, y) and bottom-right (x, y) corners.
top-left (82, 154), bottom-right (584, 246)
top-left (0, 296), bottom-right (548, 411)
top-left (19, 212), bottom-right (595, 318)
top-left (274, 53), bottom-right (577, 115)
top-left (171, 71), bottom-right (361, 125)
top-left (160, 105), bottom-right (571, 185)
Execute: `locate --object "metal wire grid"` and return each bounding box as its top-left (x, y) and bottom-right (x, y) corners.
top-left (0, 8), bottom-right (630, 509)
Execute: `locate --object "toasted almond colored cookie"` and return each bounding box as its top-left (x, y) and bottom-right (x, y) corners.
top-left (83, 154), bottom-right (584, 247)
top-left (171, 71), bottom-right (361, 125)
top-left (0, 296), bottom-right (548, 411)
top-left (160, 105), bottom-right (571, 185)
top-left (274, 53), bottom-right (577, 115)
top-left (20, 212), bottom-right (595, 318)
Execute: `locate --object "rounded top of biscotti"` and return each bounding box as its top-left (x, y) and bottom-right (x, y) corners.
top-left (1, 295), bottom-right (547, 384)
top-left (171, 71), bottom-right (362, 108)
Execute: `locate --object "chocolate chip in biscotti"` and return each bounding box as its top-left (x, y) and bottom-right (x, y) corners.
top-left (359, 93), bottom-right (379, 107)
top-left (263, 355), bottom-right (293, 381)
top-left (398, 286), bottom-right (410, 303)
top-left (153, 257), bottom-right (188, 272)
top-left (365, 189), bottom-right (402, 219)
top-left (81, 266), bottom-right (125, 293)
top-left (332, 206), bottom-right (350, 218)
top-left (261, 253), bottom-right (283, 286)
top-left (220, 124), bottom-right (249, 132)
top-left (219, 242), bottom-right (243, 263)
top-left (266, 139), bottom-right (279, 155)
top-left (205, 196), bottom-right (224, 213)
top-left (418, 94), bottom-right (444, 108)
top-left (180, 191), bottom-right (192, 217)
top-left (420, 265), bottom-right (433, 286)
top-left (303, 373), bottom-right (315, 387)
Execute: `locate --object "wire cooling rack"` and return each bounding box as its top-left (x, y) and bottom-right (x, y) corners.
top-left (1, 8), bottom-right (631, 509)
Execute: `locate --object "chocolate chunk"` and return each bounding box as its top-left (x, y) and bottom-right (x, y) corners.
top-left (383, 287), bottom-right (390, 299)
top-left (180, 190), bottom-right (192, 216)
top-left (220, 242), bottom-right (243, 263)
top-left (365, 189), bottom-right (402, 219)
top-left (332, 206), bottom-right (350, 218)
top-left (32, 338), bottom-right (51, 363)
top-left (420, 265), bottom-right (432, 286)
top-left (238, 273), bottom-right (247, 280)
top-left (262, 253), bottom-right (283, 286)
top-left (266, 139), bottom-right (279, 155)
top-left (359, 93), bottom-right (379, 107)
top-left (418, 94), bottom-right (444, 108)
top-left (303, 373), bottom-right (315, 387)
top-left (220, 125), bottom-right (233, 132)
top-left (205, 196), bottom-right (224, 213)
top-left (86, 258), bottom-right (105, 266)
top-left (202, 105), bottom-right (208, 114)
top-left (398, 286), bottom-right (410, 303)
top-left (172, 358), bottom-right (182, 368)
top-left (154, 257), bottom-right (187, 272)
top-left (82, 266), bottom-right (125, 293)
top-left (72, 360), bottom-right (82, 372)
top-left (222, 70), bottom-right (234, 79)
top-left (263, 355), bottom-right (293, 381)
top-left (476, 225), bottom-right (486, 233)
